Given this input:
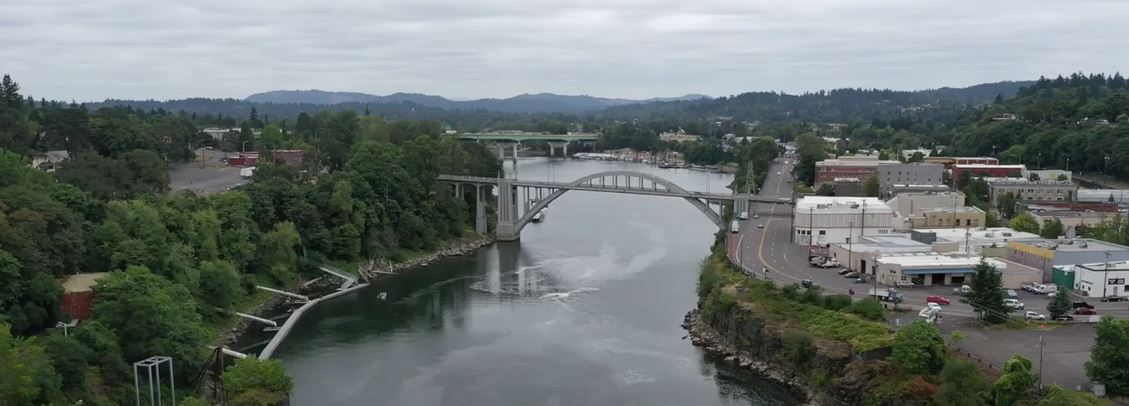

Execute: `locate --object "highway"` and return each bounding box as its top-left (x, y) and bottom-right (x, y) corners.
top-left (728, 157), bottom-right (1129, 321)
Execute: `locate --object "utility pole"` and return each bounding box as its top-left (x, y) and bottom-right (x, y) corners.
top-left (1037, 335), bottom-right (1045, 394)
top-left (848, 221), bottom-right (854, 271)
top-left (808, 207), bottom-right (814, 259)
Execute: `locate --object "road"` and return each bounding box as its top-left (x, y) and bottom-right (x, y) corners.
top-left (725, 157), bottom-right (1110, 390)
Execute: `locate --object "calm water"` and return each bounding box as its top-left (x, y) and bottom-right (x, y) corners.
top-left (273, 158), bottom-right (799, 405)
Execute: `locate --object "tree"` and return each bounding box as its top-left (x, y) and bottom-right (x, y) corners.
top-left (91, 266), bottom-right (210, 379)
top-left (1047, 289), bottom-right (1072, 319)
top-left (40, 333), bottom-right (93, 392)
top-left (222, 358), bottom-right (293, 401)
top-left (1010, 212), bottom-right (1041, 234)
top-left (963, 259), bottom-right (1010, 324)
top-left (0, 322), bottom-right (62, 406)
top-left (997, 192), bottom-right (1017, 219)
top-left (891, 320), bottom-right (946, 374)
top-left (862, 175), bottom-right (880, 197)
top-left (1085, 315), bottom-right (1129, 396)
top-left (908, 151), bottom-right (925, 163)
top-left (259, 221), bottom-right (301, 283)
top-left (814, 182), bottom-right (835, 196)
top-left (994, 355), bottom-right (1036, 405)
top-left (934, 358), bottom-right (990, 406)
top-left (1040, 218), bottom-right (1065, 239)
top-left (197, 260), bottom-right (245, 310)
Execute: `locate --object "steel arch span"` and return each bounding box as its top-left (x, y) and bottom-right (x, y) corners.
top-left (511, 171), bottom-right (724, 235)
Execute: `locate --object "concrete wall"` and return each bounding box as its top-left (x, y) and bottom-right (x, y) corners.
top-left (999, 260), bottom-right (1043, 289)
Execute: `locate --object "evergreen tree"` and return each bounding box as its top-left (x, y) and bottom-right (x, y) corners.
top-left (963, 259), bottom-right (1010, 324)
top-left (1047, 288), bottom-right (1072, 319)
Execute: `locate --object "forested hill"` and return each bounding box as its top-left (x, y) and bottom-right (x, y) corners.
top-left (245, 90), bottom-right (710, 113)
top-left (600, 81), bottom-right (1032, 123)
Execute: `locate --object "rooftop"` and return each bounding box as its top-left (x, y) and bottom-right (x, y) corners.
top-left (60, 272), bottom-right (110, 293)
top-left (795, 196), bottom-right (893, 213)
top-left (984, 178), bottom-right (1074, 186)
top-left (1012, 238), bottom-right (1129, 252)
top-left (877, 254), bottom-right (1000, 268)
top-left (924, 227), bottom-right (1041, 245)
top-left (1075, 260), bottom-right (1129, 272)
top-left (922, 206), bottom-right (985, 214)
top-left (815, 158), bottom-right (899, 167)
top-left (954, 164), bottom-right (1027, 169)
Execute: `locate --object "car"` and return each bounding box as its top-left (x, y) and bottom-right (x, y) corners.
top-left (776, 171), bottom-right (781, 175)
top-left (1006, 289), bottom-right (1018, 298)
top-left (1054, 315), bottom-right (1075, 321)
top-left (1073, 301), bottom-right (1095, 310)
top-left (1024, 311), bottom-right (1046, 320)
top-left (753, 214), bottom-right (759, 219)
top-left (1046, 292), bottom-right (1057, 298)
top-left (838, 268), bottom-right (852, 275)
top-left (1100, 296), bottom-right (1127, 302)
top-left (926, 296), bottom-right (950, 306)
top-left (738, 211), bottom-right (749, 220)
top-left (843, 271), bottom-right (860, 278)
top-left (757, 224), bottom-right (764, 229)
top-left (801, 278), bottom-right (815, 288)
top-left (1074, 307), bottom-right (1098, 315)
top-left (927, 302), bottom-right (942, 310)
top-left (853, 277), bottom-right (868, 284)
top-left (1004, 298), bottom-right (1025, 309)
top-left (894, 280), bottom-right (913, 288)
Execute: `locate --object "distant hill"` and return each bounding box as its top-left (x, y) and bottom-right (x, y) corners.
top-left (244, 90), bottom-right (711, 113)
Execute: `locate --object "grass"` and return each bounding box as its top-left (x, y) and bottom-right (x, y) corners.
top-left (700, 249), bottom-right (894, 353)
top-left (987, 317), bottom-right (1062, 331)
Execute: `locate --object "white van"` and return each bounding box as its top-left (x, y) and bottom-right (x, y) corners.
top-left (730, 220), bottom-right (740, 233)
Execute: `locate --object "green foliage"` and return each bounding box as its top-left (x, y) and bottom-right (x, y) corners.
top-left (92, 266), bottom-right (210, 378)
top-left (1007, 209), bottom-right (1038, 234)
top-left (993, 355), bottom-right (1036, 406)
top-left (997, 192), bottom-right (1017, 219)
top-left (934, 358), bottom-right (991, 406)
top-left (814, 182), bottom-right (835, 196)
top-left (1038, 385), bottom-right (1105, 405)
top-left (781, 330), bottom-right (813, 368)
top-left (0, 321), bottom-right (62, 406)
top-left (57, 150), bottom-right (170, 200)
top-left (862, 175), bottom-right (880, 197)
top-left (822, 294), bottom-right (852, 311)
top-left (1040, 218), bottom-right (1065, 239)
top-left (1047, 288), bottom-right (1072, 319)
top-left (963, 259), bottom-right (1010, 324)
top-left (223, 358), bottom-right (294, 401)
top-left (795, 134), bottom-right (828, 186)
top-left (40, 333), bottom-right (94, 392)
top-left (179, 396), bottom-right (212, 406)
top-left (197, 260), bottom-right (245, 310)
top-left (848, 298), bottom-right (884, 321)
top-left (1085, 315), bottom-right (1129, 396)
top-left (891, 320), bottom-right (946, 374)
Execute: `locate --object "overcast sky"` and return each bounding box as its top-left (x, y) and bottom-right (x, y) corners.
top-left (2, 0), bottom-right (1127, 101)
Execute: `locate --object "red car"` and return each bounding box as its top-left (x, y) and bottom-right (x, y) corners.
top-left (926, 296), bottom-right (950, 306)
top-left (1074, 307), bottom-right (1098, 315)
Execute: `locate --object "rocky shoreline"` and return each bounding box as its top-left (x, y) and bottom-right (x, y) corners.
top-left (682, 309), bottom-right (820, 405)
top-left (359, 234), bottom-right (494, 280)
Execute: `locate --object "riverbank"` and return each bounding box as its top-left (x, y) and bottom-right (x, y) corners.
top-left (683, 309), bottom-right (818, 405)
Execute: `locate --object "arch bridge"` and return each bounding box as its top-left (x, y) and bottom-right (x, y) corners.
top-left (439, 171), bottom-right (792, 241)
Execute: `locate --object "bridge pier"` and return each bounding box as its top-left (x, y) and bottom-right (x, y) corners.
top-left (548, 141), bottom-right (569, 158)
top-left (495, 179), bottom-right (521, 241)
top-left (475, 185), bottom-right (488, 234)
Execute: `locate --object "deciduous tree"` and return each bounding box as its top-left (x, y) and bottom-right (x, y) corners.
top-left (1085, 315), bottom-right (1129, 396)
top-left (891, 320), bottom-right (946, 374)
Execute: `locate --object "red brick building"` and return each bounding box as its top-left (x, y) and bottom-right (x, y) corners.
top-left (814, 156), bottom-right (899, 184)
top-left (226, 152), bottom-right (259, 166)
top-left (953, 164), bottom-right (1025, 181)
top-left (924, 157), bottom-right (999, 169)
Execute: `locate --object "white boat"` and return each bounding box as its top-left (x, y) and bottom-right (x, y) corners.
top-left (531, 208), bottom-right (547, 223)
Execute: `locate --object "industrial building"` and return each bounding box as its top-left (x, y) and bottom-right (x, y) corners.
top-left (1006, 238), bottom-right (1129, 282)
top-left (925, 157), bottom-right (999, 168)
top-left (875, 255), bottom-right (1040, 288)
top-left (886, 191), bottom-right (972, 230)
top-left (876, 163), bottom-right (944, 198)
top-left (1054, 261), bottom-right (1129, 300)
top-left (793, 196), bottom-right (894, 246)
top-left (899, 207), bottom-right (986, 230)
top-left (829, 234), bottom-right (933, 275)
top-left (987, 178), bottom-right (1078, 204)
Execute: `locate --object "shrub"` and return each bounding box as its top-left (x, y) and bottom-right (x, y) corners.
top-left (891, 321), bottom-right (946, 375)
top-left (849, 298), bottom-right (885, 321)
top-left (822, 294), bottom-right (852, 311)
top-left (934, 359), bottom-right (990, 406)
top-left (222, 358), bottom-right (293, 401)
top-left (782, 330), bottom-right (814, 367)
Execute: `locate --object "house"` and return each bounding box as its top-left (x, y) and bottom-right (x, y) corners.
top-left (30, 150), bottom-right (70, 172)
top-left (59, 273), bottom-right (110, 321)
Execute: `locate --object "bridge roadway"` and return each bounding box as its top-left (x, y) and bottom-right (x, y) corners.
top-left (436, 174), bottom-right (793, 205)
top-left (454, 132), bottom-right (599, 143)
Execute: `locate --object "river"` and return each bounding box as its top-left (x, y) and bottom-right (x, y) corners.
top-left (272, 158), bottom-right (800, 405)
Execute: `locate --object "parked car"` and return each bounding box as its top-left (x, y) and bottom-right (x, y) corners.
top-left (753, 214), bottom-right (759, 219)
top-left (1054, 315), bottom-right (1075, 321)
top-left (1006, 289), bottom-right (1018, 298)
top-left (1074, 307), bottom-right (1098, 315)
top-left (843, 272), bottom-right (860, 278)
top-left (801, 278), bottom-right (815, 288)
top-left (817, 258), bottom-right (840, 268)
top-left (738, 211), bottom-right (749, 220)
top-left (926, 296), bottom-right (950, 306)
top-left (853, 277), bottom-right (868, 284)
top-left (1100, 296), bottom-right (1127, 302)
top-left (809, 256), bottom-right (827, 267)
top-left (927, 302), bottom-right (942, 311)
top-left (894, 280), bottom-right (913, 288)
top-left (757, 224), bottom-right (764, 229)
top-left (953, 285), bottom-right (972, 294)
top-left (837, 268), bottom-right (852, 275)
top-left (1004, 298), bottom-right (1025, 310)
top-left (1073, 301), bottom-right (1095, 310)
top-left (1024, 311), bottom-right (1046, 320)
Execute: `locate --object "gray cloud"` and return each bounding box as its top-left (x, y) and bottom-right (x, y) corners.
top-left (2, 0), bottom-right (1127, 101)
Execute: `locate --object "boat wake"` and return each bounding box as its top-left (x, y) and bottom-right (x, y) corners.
top-left (539, 287), bottom-right (600, 301)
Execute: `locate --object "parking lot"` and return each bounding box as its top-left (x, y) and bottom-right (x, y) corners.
top-left (168, 149), bottom-right (248, 194)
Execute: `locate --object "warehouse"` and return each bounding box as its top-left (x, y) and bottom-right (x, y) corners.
top-left (1007, 238), bottom-right (1129, 282)
top-left (875, 255), bottom-right (1040, 288)
top-left (793, 196), bottom-right (894, 246)
top-left (1071, 261), bottom-right (1129, 300)
top-left (829, 234), bottom-right (932, 275)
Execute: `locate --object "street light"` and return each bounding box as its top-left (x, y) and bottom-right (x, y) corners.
top-left (55, 321), bottom-right (68, 337)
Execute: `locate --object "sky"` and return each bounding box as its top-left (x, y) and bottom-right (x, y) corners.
top-left (2, 0), bottom-right (1127, 102)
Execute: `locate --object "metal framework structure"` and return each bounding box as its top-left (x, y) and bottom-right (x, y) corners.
top-left (440, 171), bottom-right (793, 241)
top-left (134, 356), bottom-right (175, 406)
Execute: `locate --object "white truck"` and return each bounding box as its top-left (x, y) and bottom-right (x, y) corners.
top-left (868, 288), bottom-right (904, 303)
top-left (817, 258), bottom-right (840, 268)
top-left (240, 166), bottom-right (256, 179)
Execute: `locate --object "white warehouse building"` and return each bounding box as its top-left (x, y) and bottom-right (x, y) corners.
top-left (793, 196), bottom-right (894, 247)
